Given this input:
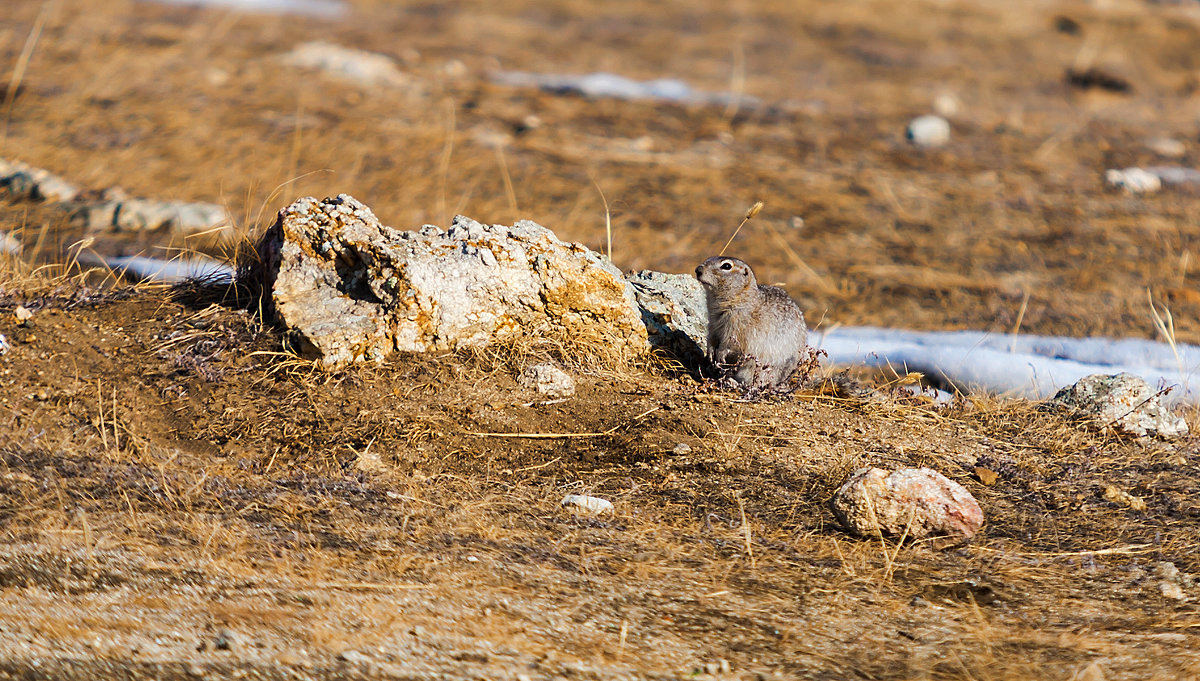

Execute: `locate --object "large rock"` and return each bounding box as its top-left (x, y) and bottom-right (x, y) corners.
top-left (830, 467), bottom-right (984, 545)
top-left (627, 269), bottom-right (707, 368)
top-left (256, 194), bottom-right (647, 368)
top-left (1046, 373), bottom-right (1188, 439)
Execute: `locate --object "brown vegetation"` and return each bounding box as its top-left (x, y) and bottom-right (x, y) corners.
top-left (1, 0), bottom-right (1199, 678)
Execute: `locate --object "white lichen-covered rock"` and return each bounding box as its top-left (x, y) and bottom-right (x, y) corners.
top-left (80, 199), bottom-right (231, 234)
top-left (1046, 372), bottom-right (1188, 440)
top-left (0, 231), bottom-right (20, 256)
top-left (561, 494), bottom-right (613, 514)
top-left (256, 194), bottom-right (647, 368)
top-left (279, 42), bottom-right (408, 87)
top-left (1105, 167), bottom-right (1162, 195)
top-left (831, 467), bottom-right (984, 544)
top-left (0, 158), bottom-right (80, 203)
top-left (906, 115), bottom-right (950, 148)
top-left (627, 269), bottom-right (708, 367)
top-left (519, 363), bottom-right (576, 399)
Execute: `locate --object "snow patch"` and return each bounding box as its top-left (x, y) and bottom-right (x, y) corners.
top-left (144, 0), bottom-right (346, 17)
top-left (491, 71), bottom-right (758, 108)
top-left (818, 326), bottom-right (1200, 405)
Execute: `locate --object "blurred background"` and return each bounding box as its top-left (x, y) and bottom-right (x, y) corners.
top-left (2, 0), bottom-right (1199, 341)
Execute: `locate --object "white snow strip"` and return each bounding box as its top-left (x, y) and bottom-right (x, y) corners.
top-left (817, 326), bottom-right (1200, 406)
top-left (491, 71), bottom-right (759, 108)
top-left (144, 0), bottom-right (345, 17)
top-left (106, 255), bottom-right (235, 285)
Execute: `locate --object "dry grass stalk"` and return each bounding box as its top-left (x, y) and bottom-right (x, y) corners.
top-left (718, 201), bottom-right (763, 256)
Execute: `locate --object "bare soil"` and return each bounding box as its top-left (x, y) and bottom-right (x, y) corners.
top-left (1, 0), bottom-right (1199, 679)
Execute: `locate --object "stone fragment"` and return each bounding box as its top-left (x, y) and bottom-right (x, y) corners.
top-left (626, 269), bottom-right (707, 368)
top-left (1105, 167), bottom-right (1161, 194)
top-left (0, 231), bottom-right (21, 256)
top-left (561, 494), bottom-right (614, 514)
top-left (338, 649), bottom-right (372, 664)
top-left (1147, 138), bottom-right (1186, 158)
top-left (213, 630), bottom-right (234, 651)
top-left (672, 442), bottom-right (692, 455)
top-left (1046, 373), bottom-right (1188, 440)
top-left (973, 466), bottom-right (997, 486)
top-left (1069, 661), bottom-right (1107, 681)
top-left (933, 93), bottom-right (961, 118)
top-left (830, 467), bottom-right (984, 544)
top-left (0, 158), bottom-right (80, 202)
top-left (1156, 561), bottom-right (1193, 601)
top-left (279, 42), bottom-right (408, 87)
top-left (519, 363), bottom-right (576, 399)
top-left (255, 195), bottom-right (647, 369)
top-left (13, 306), bottom-right (32, 324)
top-left (1102, 484), bottom-right (1146, 511)
top-left (906, 115), bottom-right (950, 148)
top-left (81, 199), bottom-right (231, 234)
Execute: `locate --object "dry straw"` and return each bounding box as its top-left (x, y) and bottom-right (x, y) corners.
top-left (718, 201), bottom-right (763, 256)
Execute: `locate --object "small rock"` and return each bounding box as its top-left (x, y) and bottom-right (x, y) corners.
top-left (0, 231), bottom-right (20, 256)
top-left (672, 443), bottom-right (692, 455)
top-left (1069, 661), bottom-right (1106, 681)
top-left (974, 466), bottom-right (998, 486)
top-left (1105, 167), bottom-right (1161, 195)
top-left (1156, 561), bottom-right (1193, 600)
top-left (353, 448), bottom-right (388, 473)
top-left (1102, 484), bottom-right (1146, 511)
top-left (339, 649), bottom-right (372, 664)
top-left (14, 305), bottom-right (33, 324)
top-left (1046, 373), bottom-right (1188, 440)
top-left (561, 494), bottom-right (614, 514)
top-left (280, 42), bottom-right (409, 88)
top-left (0, 158), bottom-right (80, 202)
top-left (1147, 138), bottom-right (1186, 158)
top-left (830, 467), bottom-right (984, 544)
top-left (906, 115), bottom-right (950, 148)
top-left (933, 93), bottom-right (960, 118)
top-left (213, 630), bottom-right (234, 651)
top-left (1160, 580), bottom-right (1186, 600)
top-left (519, 363), bottom-right (576, 399)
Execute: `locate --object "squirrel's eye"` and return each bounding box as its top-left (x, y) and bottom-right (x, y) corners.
top-left (720, 262), bottom-right (732, 271)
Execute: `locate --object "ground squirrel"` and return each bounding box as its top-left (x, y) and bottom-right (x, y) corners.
top-left (695, 256), bottom-right (809, 392)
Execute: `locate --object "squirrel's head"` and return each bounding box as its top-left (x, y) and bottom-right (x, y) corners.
top-left (695, 256), bottom-right (757, 294)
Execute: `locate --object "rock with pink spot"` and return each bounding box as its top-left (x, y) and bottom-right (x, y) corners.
top-left (831, 467), bottom-right (984, 545)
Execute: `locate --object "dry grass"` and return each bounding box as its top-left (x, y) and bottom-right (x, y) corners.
top-left (1, 0), bottom-right (1199, 678)
top-left (8, 285), bottom-right (1195, 678)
